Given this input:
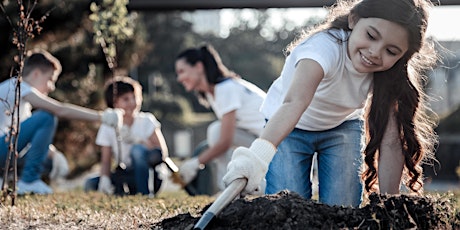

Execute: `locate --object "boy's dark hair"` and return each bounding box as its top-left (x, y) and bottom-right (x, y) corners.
top-left (104, 76), bottom-right (142, 109)
top-left (23, 49), bottom-right (62, 79)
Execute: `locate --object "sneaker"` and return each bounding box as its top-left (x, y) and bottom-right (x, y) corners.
top-left (17, 179), bottom-right (53, 195)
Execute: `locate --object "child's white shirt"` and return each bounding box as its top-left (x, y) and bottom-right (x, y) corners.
top-left (96, 112), bottom-right (161, 166)
top-left (0, 78), bottom-right (34, 135)
top-left (261, 29), bottom-right (373, 131)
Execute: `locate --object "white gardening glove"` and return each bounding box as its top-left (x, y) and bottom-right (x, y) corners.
top-left (179, 157), bottom-right (204, 185)
top-left (49, 148), bottom-right (69, 180)
top-left (98, 175), bottom-right (114, 194)
top-left (101, 108), bottom-right (124, 128)
top-left (222, 138), bottom-right (277, 196)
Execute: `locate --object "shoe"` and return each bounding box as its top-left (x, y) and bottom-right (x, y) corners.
top-left (17, 179), bottom-right (53, 195)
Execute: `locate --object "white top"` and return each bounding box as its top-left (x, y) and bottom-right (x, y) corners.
top-left (261, 29), bottom-right (373, 131)
top-left (0, 78), bottom-right (34, 135)
top-left (206, 78), bottom-right (266, 136)
top-left (96, 112), bottom-right (161, 167)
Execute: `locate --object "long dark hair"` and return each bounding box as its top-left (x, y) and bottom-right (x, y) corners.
top-left (175, 44), bottom-right (240, 106)
top-left (289, 0), bottom-right (438, 194)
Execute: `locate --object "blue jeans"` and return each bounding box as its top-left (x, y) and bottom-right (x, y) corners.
top-left (131, 145), bottom-right (162, 194)
top-left (0, 110), bottom-right (57, 182)
top-left (265, 119), bottom-right (364, 207)
top-left (85, 145), bottom-right (163, 195)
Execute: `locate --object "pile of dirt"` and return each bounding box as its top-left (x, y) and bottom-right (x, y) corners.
top-left (153, 191), bottom-right (459, 229)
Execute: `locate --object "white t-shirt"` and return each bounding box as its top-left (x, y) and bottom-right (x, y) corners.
top-left (261, 29), bottom-right (373, 131)
top-left (206, 78), bottom-right (266, 136)
top-left (96, 112), bottom-right (161, 167)
top-left (0, 78), bottom-right (35, 135)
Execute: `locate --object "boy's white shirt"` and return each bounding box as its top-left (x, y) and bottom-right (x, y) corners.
top-left (205, 78), bottom-right (266, 136)
top-left (96, 112), bottom-right (160, 167)
top-left (261, 29), bottom-right (373, 131)
top-left (0, 78), bottom-right (34, 135)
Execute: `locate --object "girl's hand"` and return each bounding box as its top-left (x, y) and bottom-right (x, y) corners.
top-left (222, 139), bottom-right (276, 196)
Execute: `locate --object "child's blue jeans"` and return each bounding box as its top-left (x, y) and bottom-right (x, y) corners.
top-left (265, 119), bottom-right (364, 207)
top-left (0, 110), bottom-right (57, 182)
top-left (85, 145), bottom-right (163, 195)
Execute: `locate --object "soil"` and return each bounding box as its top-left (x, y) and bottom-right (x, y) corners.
top-left (153, 191), bottom-right (460, 230)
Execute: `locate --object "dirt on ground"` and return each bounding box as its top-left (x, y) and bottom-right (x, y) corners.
top-left (153, 190), bottom-right (460, 230)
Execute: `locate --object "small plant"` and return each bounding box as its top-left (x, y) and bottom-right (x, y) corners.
top-left (89, 0), bottom-right (135, 168)
top-left (0, 0), bottom-right (53, 205)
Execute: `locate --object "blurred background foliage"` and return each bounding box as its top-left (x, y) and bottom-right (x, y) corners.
top-left (0, 0), bottom-right (320, 177)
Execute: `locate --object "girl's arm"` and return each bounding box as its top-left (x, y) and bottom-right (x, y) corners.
top-left (99, 146), bottom-right (113, 177)
top-left (378, 108), bottom-right (404, 194)
top-left (146, 128), bottom-right (170, 158)
top-left (261, 59), bottom-right (324, 146)
top-left (24, 90), bottom-right (102, 121)
top-left (197, 110), bottom-right (236, 164)
top-left (222, 59), bottom-right (325, 193)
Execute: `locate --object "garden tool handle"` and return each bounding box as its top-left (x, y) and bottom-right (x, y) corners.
top-left (163, 157), bottom-right (198, 195)
top-left (193, 178), bottom-right (247, 230)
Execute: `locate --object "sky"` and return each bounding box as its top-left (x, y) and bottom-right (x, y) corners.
top-left (220, 5), bottom-right (460, 41)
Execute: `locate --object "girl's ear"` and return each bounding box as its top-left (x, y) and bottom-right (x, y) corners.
top-left (348, 13), bottom-right (359, 29)
top-left (195, 61), bottom-right (204, 71)
top-left (195, 61), bottom-right (206, 77)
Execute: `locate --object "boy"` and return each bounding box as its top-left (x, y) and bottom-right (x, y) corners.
top-left (0, 49), bottom-right (122, 195)
top-left (84, 76), bottom-right (168, 196)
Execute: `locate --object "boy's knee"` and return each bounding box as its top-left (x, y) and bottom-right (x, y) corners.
top-left (34, 110), bottom-right (57, 126)
top-left (148, 148), bottom-right (163, 167)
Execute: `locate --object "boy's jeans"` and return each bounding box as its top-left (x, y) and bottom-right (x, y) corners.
top-left (0, 110), bottom-right (57, 182)
top-left (84, 146), bottom-right (163, 195)
top-left (266, 119), bottom-right (364, 207)
top-left (130, 145), bottom-right (163, 195)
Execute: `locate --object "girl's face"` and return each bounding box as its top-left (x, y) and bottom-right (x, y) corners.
top-left (175, 58), bottom-right (209, 92)
top-left (347, 16), bottom-right (409, 73)
top-left (114, 92), bottom-right (137, 118)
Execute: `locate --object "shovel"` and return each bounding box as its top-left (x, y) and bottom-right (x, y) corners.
top-left (193, 178), bottom-right (247, 230)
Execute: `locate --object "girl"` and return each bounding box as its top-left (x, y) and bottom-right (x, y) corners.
top-left (175, 44), bottom-right (266, 191)
top-left (223, 0), bottom-right (438, 207)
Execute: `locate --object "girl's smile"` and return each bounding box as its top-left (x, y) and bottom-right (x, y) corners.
top-left (347, 16), bottom-right (409, 73)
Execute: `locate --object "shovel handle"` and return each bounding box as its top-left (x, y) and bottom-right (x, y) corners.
top-left (193, 178), bottom-right (247, 230)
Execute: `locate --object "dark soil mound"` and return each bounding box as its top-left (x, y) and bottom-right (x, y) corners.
top-left (153, 191), bottom-right (459, 229)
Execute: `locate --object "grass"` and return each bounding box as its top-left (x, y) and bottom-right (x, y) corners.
top-left (0, 187), bottom-right (459, 229)
top-left (0, 189), bottom-right (213, 229)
